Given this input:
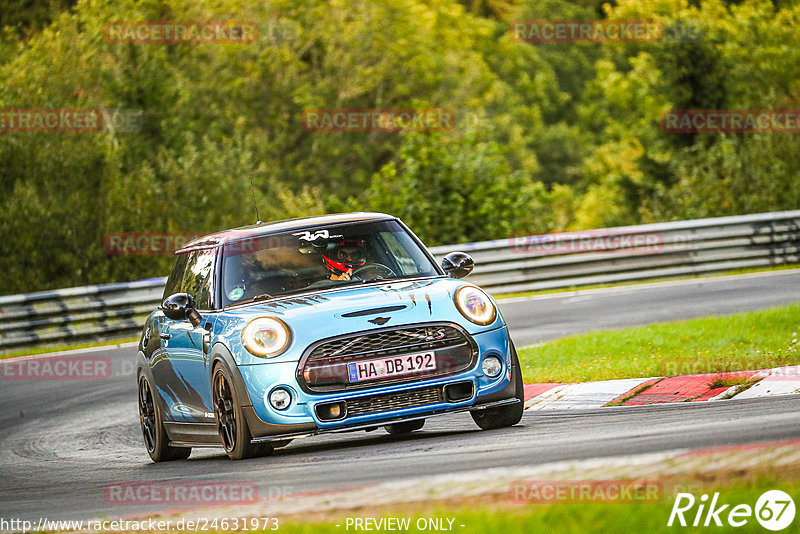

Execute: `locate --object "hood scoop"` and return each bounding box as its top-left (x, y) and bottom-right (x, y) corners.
top-left (341, 305), bottom-right (407, 318)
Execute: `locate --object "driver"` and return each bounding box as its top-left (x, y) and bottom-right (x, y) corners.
top-left (322, 239), bottom-right (367, 281)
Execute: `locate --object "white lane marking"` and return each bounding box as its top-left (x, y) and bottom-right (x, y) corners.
top-left (734, 382), bottom-right (800, 398)
top-left (524, 384), bottom-right (569, 409)
top-left (526, 378), bottom-right (653, 410)
top-left (733, 365), bottom-right (800, 399)
top-left (708, 385), bottom-right (741, 401)
top-left (498, 268), bottom-right (800, 304)
top-left (522, 365), bottom-right (800, 408)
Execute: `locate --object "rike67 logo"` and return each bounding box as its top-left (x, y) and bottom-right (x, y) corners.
top-left (668, 490), bottom-right (795, 531)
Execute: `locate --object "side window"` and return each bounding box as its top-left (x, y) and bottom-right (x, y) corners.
top-left (163, 253), bottom-right (189, 300)
top-left (179, 249), bottom-right (216, 310)
top-left (380, 232), bottom-right (418, 275)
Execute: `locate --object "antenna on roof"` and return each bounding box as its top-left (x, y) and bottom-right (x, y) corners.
top-left (249, 176), bottom-right (262, 224)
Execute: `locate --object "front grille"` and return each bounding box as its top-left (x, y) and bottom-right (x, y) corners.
top-left (298, 323), bottom-right (478, 393)
top-left (345, 386), bottom-right (444, 418)
top-left (308, 325), bottom-right (466, 360)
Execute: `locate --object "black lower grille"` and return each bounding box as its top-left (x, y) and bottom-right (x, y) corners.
top-left (345, 386), bottom-right (444, 417)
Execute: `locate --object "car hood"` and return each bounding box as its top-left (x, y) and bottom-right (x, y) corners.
top-left (216, 277), bottom-right (504, 363)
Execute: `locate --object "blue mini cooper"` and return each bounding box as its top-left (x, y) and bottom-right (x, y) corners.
top-left (136, 213), bottom-right (523, 461)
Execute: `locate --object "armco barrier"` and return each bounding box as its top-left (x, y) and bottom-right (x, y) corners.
top-left (428, 210), bottom-right (800, 294)
top-left (0, 279), bottom-right (166, 351)
top-left (1, 211), bottom-right (798, 352)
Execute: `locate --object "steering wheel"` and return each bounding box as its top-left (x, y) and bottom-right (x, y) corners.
top-left (350, 263), bottom-right (396, 280)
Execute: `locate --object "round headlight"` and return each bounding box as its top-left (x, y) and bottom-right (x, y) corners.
top-left (268, 388), bottom-right (292, 410)
top-left (454, 286), bottom-right (497, 325)
top-left (481, 356), bottom-right (503, 377)
top-left (242, 317), bottom-right (291, 358)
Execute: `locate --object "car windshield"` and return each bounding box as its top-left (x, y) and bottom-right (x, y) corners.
top-left (220, 219), bottom-right (439, 307)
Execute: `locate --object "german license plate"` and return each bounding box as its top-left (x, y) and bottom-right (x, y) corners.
top-left (348, 352), bottom-right (436, 382)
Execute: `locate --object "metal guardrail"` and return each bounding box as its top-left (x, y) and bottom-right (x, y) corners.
top-left (1, 211), bottom-right (799, 352)
top-left (428, 210), bottom-right (800, 294)
top-left (0, 279), bottom-right (167, 352)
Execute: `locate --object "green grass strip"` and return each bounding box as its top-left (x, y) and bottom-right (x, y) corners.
top-left (272, 476), bottom-right (799, 534)
top-left (518, 303), bottom-right (800, 383)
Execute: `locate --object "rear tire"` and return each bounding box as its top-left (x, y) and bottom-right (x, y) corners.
top-left (385, 419), bottom-right (425, 435)
top-left (471, 347), bottom-right (524, 430)
top-left (138, 375), bottom-right (191, 462)
top-left (212, 365), bottom-right (274, 460)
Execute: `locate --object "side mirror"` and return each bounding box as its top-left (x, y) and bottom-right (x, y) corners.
top-left (441, 252), bottom-right (474, 279)
top-left (161, 293), bottom-right (203, 328)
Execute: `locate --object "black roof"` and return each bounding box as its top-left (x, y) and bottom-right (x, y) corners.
top-left (177, 212), bottom-right (396, 253)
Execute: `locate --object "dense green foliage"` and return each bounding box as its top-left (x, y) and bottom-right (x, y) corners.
top-left (1, 0), bottom-right (799, 294)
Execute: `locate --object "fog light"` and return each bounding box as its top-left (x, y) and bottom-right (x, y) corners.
top-left (315, 401), bottom-right (347, 421)
top-left (268, 388), bottom-right (291, 410)
top-left (481, 356), bottom-right (503, 377)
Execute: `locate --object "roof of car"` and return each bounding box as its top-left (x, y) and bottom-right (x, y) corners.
top-left (176, 212), bottom-right (397, 253)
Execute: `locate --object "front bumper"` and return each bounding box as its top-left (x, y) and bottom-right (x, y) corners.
top-left (248, 398), bottom-right (520, 444)
top-left (238, 325), bottom-right (517, 440)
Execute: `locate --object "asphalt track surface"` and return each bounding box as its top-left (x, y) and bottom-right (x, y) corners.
top-left (503, 269), bottom-right (800, 347)
top-left (1, 270), bottom-right (800, 522)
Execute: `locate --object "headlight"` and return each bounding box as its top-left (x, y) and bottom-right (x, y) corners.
top-left (454, 286), bottom-right (497, 325)
top-left (242, 317), bottom-right (291, 358)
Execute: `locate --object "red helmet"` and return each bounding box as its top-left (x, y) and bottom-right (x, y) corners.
top-left (322, 239), bottom-right (366, 274)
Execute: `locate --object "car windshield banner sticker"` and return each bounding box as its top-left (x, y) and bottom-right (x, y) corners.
top-left (293, 229), bottom-right (343, 242)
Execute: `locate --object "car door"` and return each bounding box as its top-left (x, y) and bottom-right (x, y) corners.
top-left (157, 248), bottom-right (217, 423)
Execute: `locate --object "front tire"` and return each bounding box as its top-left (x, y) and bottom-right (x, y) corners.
top-left (138, 376), bottom-right (191, 462)
top-left (471, 347), bottom-right (524, 430)
top-left (212, 365), bottom-right (274, 460)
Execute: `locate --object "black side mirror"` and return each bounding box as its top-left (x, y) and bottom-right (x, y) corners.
top-left (441, 252), bottom-right (474, 279)
top-left (161, 293), bottom-right (203, 328)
